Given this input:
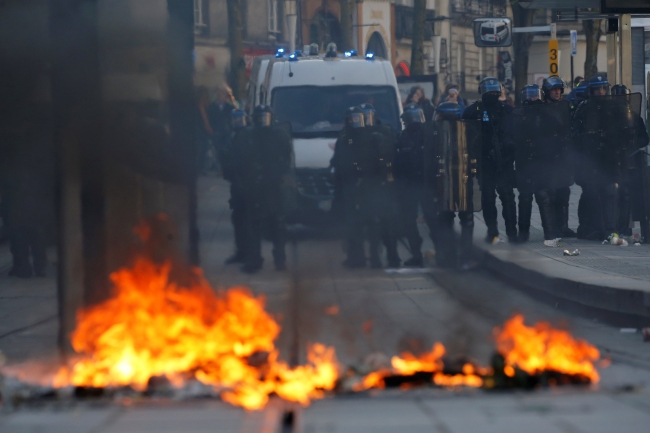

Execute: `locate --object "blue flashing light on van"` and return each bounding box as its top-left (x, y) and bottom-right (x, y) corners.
top-left (365, 52), bottom-right (375, 60)
top-left (275, 48), bottom-right (285, 58)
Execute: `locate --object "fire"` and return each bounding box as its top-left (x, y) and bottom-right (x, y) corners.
top-left (356, 315), bottom-right (603, 391)
top-left (391, 342), bottom-right (445, 375)
top-left (54, 257), bottom-right (338, 410)
top-left (493, 314), bottom-right (601, 382)
top-left (354, 342), bottom-right (483, 390)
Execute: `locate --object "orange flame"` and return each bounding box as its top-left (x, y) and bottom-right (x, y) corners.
top-left (54, 257), bottom-right (338, 410)
top-left (494, 314), bottom-right (601, 382)
top-left (354, 343), bottom-right (483, 390)
top-left (390, 342), bottom-right (445, 375)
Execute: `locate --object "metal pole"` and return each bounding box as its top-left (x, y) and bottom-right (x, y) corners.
top-left (619, 14), bottom-right (632, 89)
top-left (606, 32), bottom-right (617, 85)
top-left (571, 56), bottom-right (574, 89)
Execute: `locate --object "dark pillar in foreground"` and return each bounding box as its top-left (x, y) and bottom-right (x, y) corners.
top-left (50, 0), bottom-right (197, 355)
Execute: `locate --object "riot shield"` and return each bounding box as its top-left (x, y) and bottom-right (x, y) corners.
top-left (433, 119), bottom-right (482, 212)
top-left (512, 101), bottom-right (571, 193)
top-left (576, 93), bottom-right (642, 181)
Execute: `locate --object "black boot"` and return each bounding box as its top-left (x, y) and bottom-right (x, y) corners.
top-left (518, 193), bottom-right (533, 240)
top-left (560, 206), bottom-right (576, 238)
top-left (485, 229), bottom-right (499, 244)
top-left (459, 215), bottom-right (477, 270)
top-left (518, 231), bottom-right (530, 243)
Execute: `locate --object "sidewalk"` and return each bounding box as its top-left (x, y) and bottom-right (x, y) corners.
top-left (472, 185), bottom-right (650, 319)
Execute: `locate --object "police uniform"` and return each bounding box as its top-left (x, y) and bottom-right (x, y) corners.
top-left (331, 107), bottom-right (400, 268)
top-left (395, 104), bottom-right (436, 266)
top-left (235, 106), bottom-right (292, 273)
top-left (223, 111), bottom-right (249, 265)
top-left (462, 79), bottom-right (517, 242)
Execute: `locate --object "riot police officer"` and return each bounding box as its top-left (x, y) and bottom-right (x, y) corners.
top-left (331, 106), bottom-right (400, 268)
top-left (235, 105), bottom-right (292, 273)
top-left (224, 109), bottom-right (249, 265)
top-left (515, 83), bottom-right (572, 246)
top-left (432, 102), bottom-right (478, 269)
top-left (362, 103), bottom-right (401, 268)
top-left (462, 77), bottom-right (518, 243)
top-left (610, 84), bottom-right (650, 235)
top-left (574, 75), bottom-right (610, 239)
top-left (542, 76), bottom-right (576, 239)
top-left (394, 103), bottom-right (435, 267)
top-left (516, 84), bottom-right (542, 243)
top-left (573, 75), bottom-right (640, 240)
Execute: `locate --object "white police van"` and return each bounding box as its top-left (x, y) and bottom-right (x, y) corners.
top-left (479, 19), bottom-right (509, 44)
top-left (245, 55), bottom-right (273, 113)
top-left (258, 46), bottom-right (403, 221)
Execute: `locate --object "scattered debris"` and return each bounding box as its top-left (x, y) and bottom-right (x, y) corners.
top-left (563, 249), bottom-right (580, 256)
top-left (607, 233), bottom-right (629, 246)
top-left (385, 268), bottom-right (433, 274)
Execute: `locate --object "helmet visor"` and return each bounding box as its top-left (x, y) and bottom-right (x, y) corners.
top-left (254, 112), bottom-right (272, 127)
top-left (544, 76), bottom-right (565, 91)
top-left (231, 113), bottom-right (247, 129)
top-left (362, 110), bottom-right (375, 126)
top-left (589, 83), bottom-right (610, 96)
top-left (346, 113), bottom-right (365, 128)
top-left (479, 80), bottom-right (501, 95)
top-left (402, 108), bottom-right (425, 125)
top-left (521, 86), bottom-right (541, 102)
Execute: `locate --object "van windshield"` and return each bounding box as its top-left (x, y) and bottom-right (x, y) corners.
top-left (272, 85), bottom-right (401, 137)
top-left (481, 26), bottom-right (494, 35)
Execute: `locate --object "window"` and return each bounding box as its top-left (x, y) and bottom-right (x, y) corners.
top-left (268, 0), bottom-right (279, 33)
top-left (194, 0), bottom-right (203, 26)
top-left (194, 0), bottom-right (207, 36)
top-left (272, 85), bottom-right (401, 137)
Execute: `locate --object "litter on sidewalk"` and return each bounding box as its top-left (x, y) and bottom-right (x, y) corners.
top-left (606, 233), bottom-right (628, 246)
top-left (563, 249), bottom-right (580, 256)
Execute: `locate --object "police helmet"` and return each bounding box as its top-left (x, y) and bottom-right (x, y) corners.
top-left (611, 84), bottom-right (630, 96)
top-left (344, 106), bottom-right (365, 129)
top-left (587, 75), bottom-right (610, 96)
top-left (359, 103), bottom-right (376, 126)
top-left (436, 101), bottom-right (463, 121)
top-left (574, 81), bottom-right (588, 100)
top-left (230, 109), bottom-right (248, 129)
top-left (478, 77), bottom-right (501, 95)
top-left (401, 103), bottom-right (425, 125)
top-left (253, 104), bottom-right (273, 127)
top-left (542, 75), bottom-right (565, 101)
top-left (521, 84), bottom-right (542, 104)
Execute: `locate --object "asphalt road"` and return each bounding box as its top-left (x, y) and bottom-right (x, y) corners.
top-left (1, 175), bottom-right (649, 433)
top-left (196, 176), bottom-right (650, 433)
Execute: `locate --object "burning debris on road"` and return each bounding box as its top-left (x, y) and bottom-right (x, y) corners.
top-left (0, 218), bottom-right (606, 411)
top-left (51, 256), bottom-right (338, 410)
top-left (349, 314), bottom-right (602, 393)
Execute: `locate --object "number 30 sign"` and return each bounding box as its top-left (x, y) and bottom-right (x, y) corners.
top-left (548, 39), bottom-right (559, 75)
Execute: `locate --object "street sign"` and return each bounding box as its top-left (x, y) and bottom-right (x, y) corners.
top-left (549, 39), bottom-right (559, 75)
top-left (570, 30), bottom-right (577, 56)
